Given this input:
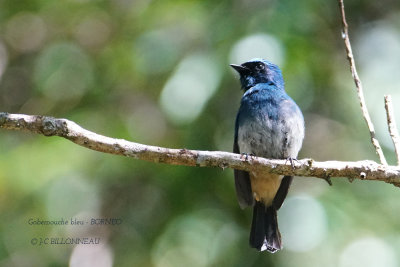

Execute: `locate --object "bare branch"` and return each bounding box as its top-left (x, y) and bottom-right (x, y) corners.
top-left (385, 95), bottom-right (400, 166)
top-left (338, 0), bottom-right (387, 165)
top-left (1, 112), bottom-right (400, 187)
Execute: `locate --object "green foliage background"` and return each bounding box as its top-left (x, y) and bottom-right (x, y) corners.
top-left (1, 0), bottom-right (400, 266)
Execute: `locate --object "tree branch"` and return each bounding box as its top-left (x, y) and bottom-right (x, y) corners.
top-left (1, 112), bottom-right (400, 187)
top-left (338, 0), bottom-right (388, 165)
top-left (385, 95), bottom-right (400, 166)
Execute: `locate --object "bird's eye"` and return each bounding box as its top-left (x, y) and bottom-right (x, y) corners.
top-left (256, 63), bottom-right (264, 71)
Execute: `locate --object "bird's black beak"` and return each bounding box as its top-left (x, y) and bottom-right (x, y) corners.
top-left (230, 64), bottom-right (250, 75)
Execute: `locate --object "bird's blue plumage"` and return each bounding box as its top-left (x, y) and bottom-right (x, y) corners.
top-left (231, 59), bottom-right (304, 253)
top-left (237, 82), bottom-right (303, 159)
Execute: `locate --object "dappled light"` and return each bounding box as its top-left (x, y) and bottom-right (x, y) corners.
top-left (1, 0), bottom-right (400, 266)
top-left (160, 54), bottom-right (221, 125)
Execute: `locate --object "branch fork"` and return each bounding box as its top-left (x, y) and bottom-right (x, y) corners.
top-left (338, 0), bottom-right (400, 166)
top-left (1, 112), bottom-right (400, 187)
top-left (0, 0), bottom-right (400, 191)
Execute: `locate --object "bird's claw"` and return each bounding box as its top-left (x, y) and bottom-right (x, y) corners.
top-left (285, 157), bottom-right (299, 169)
top-left (240, 153), bottom-right (255, 161)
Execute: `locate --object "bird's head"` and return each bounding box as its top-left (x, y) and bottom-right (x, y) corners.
top-left (230, 58), bottom-right (284, 91)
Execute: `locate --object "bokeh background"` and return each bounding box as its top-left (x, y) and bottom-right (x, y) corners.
top-left (1, 0), bottom-right (400, 266)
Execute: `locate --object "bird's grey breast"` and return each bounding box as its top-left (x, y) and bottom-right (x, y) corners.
top-left (237, 96), bottom-right (304, 159)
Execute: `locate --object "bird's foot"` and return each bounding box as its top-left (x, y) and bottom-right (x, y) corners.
top-left (240, 153), bottom-right (255, 161)
top-left (285, 157), bottom-right (299, 169)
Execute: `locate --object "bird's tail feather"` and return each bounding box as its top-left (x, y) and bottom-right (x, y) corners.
top-left (249, 201), bottom-right (282, 253)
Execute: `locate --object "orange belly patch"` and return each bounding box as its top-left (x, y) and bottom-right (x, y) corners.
top-left (250, 171), bottom-right (282, 207)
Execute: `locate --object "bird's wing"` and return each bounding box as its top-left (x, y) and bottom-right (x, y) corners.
top-left (234, 112), bottom-right (254, 209)
top-left (272, 96), bottom-right (303, 210)
top-left (272, 176), bottom-right (293, 210)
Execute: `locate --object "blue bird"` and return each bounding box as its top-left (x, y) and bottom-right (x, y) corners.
top-left (231, 59), bottom-right (304, 253)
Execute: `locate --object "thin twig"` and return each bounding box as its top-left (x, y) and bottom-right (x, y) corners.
top-left (338, 0), bottom-right (388, 165)
top-left (1, 112), bottom-right (400, 186)
top-left (384, 95), bottom-right (400, 165)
